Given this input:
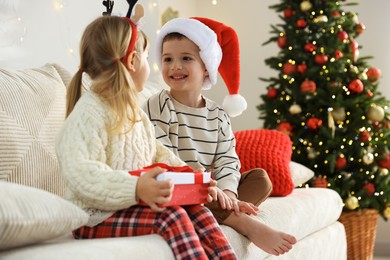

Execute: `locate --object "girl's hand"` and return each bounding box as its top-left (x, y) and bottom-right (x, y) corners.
top-left (136, 167), bottom-right (174, 212)
top-left (224, 190), bottom-right (259, 216)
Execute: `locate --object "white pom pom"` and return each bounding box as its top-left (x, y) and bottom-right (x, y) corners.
top-left (222, 94), bottom-right (247, 117)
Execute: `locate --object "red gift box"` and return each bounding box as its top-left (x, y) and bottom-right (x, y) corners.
top-left (129, 163), bottom-right (211, 206)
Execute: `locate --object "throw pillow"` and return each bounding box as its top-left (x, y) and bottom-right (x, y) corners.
top-left (234, 129), bottom-right (294, 196)
top-left (290, 161), bottom-right (315, 187)
top-left (0, 182), bottom-right (88, 250)
top-left (0, 64), bottom-right (68, 196)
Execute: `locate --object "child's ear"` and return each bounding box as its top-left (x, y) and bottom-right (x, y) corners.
top-left (126, 51), bottom-right (137, 72)
top-left (204, 69), bottom-right (209, 77)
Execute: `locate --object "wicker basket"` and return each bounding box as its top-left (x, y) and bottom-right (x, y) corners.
top-left (338, 209), bottom-right (379, 260)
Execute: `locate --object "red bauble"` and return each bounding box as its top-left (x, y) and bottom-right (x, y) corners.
top-left (296, 19), bottom-right (307, 28)
top-left (378, 153), bottom-right (390, 169)
top-left (283, 63), bottom-right (296, 75)
top-left (277, 35), bottom-right (287, 48)
top-left (363, 183), bottom-right (375, 196)
top-left (348, 79), bottom-right (364, 94)
top-left (301, 80), bottom-right (316, 93)
top-left (332, 11), bottom-right (341, 17)
top-left (334, 50), bottom-right (343, 59)
top-left (267, 88), bottom-right (278, 99)
top-left (312, 177), bottom-right (328, 188)
top-left (297, 63), bottom-right (307, 74)
top-left (335, 156), bottom-right (347, 170)
top-left (359, 131), bottom-right (370, 142)
top-left (337, 31), bottom-right (348, 41)
top-left (350, 41), bottom-right (359, 51)
top-left (276, 122), bottom-right (293, 136)
top-left (283, 8), bottom-right (295, 18)
top-left (315, 54), bottom-right (328, 65)
top-left (366, 67), bottom-right (382, 82)
top-left (356, 23), bottom-right (366, 35)
top-left (304, 43), bottom-right (316, 52)
top-left (366, 90), bottom-right (373, 98)
top-left (307, 117), bottom-right (322, 130)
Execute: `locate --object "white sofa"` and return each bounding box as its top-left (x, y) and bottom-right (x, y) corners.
top-left (0, 63), bottom-right (347, 260)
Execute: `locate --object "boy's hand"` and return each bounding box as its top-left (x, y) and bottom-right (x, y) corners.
top-left (136, 167), bottom-right (174, 212)
top-left (223, 190), bottom-right (259, 216)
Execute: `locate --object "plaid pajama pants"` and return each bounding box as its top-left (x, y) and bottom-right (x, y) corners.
top-left (73, 205), bottom-right (237, 260)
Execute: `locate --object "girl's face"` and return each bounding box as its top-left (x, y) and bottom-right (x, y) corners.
top-left (131, 48), bottom-right (150, 92)
top-left (161, 37), bottom-right (208, 95)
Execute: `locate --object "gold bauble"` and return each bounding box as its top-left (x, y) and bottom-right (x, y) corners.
top-left (289, 104), bottom-right (302, 115)
top-left (331, 107), bottom-right (346, 122)
top-left (363, 153), bottom-right (374, 165)
top-left (367, 104), bottom-right (385, 122)
top-left (344, 196), bottom-right (359, 210)
top-left (379, 168), bottom-right (389, 176)
top-left (383, 206), bottom-right (390, 218)
top-left (300, 0), bottom-right (312, 12)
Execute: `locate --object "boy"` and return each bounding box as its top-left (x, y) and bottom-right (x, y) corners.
top-left (144, 17), bottom-right (297, 256)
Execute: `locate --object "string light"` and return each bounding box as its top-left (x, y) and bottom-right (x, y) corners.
top-left (212, 0), bottom-right (218, 5)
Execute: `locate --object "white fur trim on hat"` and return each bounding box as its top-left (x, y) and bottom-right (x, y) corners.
top-left (222, 94), bottom-right (247, 117)
top-left (156, 18), bottom-right (222, 90)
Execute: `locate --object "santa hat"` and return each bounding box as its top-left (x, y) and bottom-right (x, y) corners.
top-left (156, 17), bottom-right (247, 117)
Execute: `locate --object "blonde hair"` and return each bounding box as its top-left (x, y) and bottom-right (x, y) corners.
top-left (66, 16), bottom-right (148, 134)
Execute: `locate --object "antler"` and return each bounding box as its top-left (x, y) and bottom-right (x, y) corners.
top-left (126, 0), bottom-right (138, 18)
top-left (102, 0), bottom-right (114, 16)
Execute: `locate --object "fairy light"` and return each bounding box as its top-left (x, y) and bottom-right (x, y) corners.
top-left (212, 0), bottom-right (217, 5)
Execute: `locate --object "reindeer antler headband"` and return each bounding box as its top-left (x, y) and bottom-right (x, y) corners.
top-left (102, 0), bottom-right (144, 63)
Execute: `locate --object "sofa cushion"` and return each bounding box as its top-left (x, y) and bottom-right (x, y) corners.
top-left (234, 129), bottom-right (294, 196)
top-left (290, 161), bottom-right (315, 187)
top-left (0, 182), bottom-right (88, 250)
top-left (0, 64), bottom-right (67, 196)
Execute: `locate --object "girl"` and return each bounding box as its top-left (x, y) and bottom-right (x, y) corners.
top-left (55, 15), bottom-right (237, 260)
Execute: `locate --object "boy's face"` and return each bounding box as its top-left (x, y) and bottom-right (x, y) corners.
top-left (161, 37), bottom-right (208, 94)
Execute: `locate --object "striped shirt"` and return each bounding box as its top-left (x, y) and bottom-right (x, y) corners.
top-left (143, 90), bottom-right (241, 194)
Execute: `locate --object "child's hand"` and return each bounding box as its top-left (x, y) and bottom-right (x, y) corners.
top-left (223, 190), bottom-right (259, 216)
top-left (207, 179), bottom-right (218, 202)
top-left (136, 166), bottom-right (174, 212)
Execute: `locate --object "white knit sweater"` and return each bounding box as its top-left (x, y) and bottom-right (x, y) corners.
top-left (55, 91), bottom-right (184, 226)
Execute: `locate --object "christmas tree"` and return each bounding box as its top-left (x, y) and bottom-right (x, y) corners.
top-left (258, 0), bottom-right (390, 220)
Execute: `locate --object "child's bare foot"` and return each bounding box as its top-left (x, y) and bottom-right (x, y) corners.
top-left (224, 213), bottom-right (297, 256)
top-left (246, 221), bottom-right (297, 255)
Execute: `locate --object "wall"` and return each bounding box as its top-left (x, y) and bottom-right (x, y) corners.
top-left (0, 0), bottom-right (388, 255)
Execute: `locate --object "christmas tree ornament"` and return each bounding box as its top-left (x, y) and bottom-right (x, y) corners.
top-left (383, 206), bottom-right (390, 219)
top-left (314, 15), bottom-right (328, 23)
top-left (283, 8), bottom-right (295, 18)
top-left (308, 148), bottom-right (316, 159)
top-left (332, 10), bottom-right (341, 17)
top-left (331, 107), bottom-right (347, 122)
top-left (337, 31), bottom-right (348, 41)
top-left (276, 122), bottom-right (293, 136)
top-left (315, 54), bottom-right (328, 65)
top-left (344, 196), bottom-right (359, 210)
top-left (366, 90), bottom-right (373, 98)
top-left (307, 117), bottom-right (322, 130)
top-left (363, 183), bottom-right (375, 196)
top-left (312, 176), bottom-right (328, 188)
top-left (355, 22), bottom-right (366, 34)
top-left (304, 42), bottom-right (316, 52)
top-left (289, 104), bottom-right (302, 114)
top-left (334, 50), bottom-right (343, 59)
top-left (336, 154), bottom-right (347, 170)
top-left (367, 104), bottom-right (385, 122)
top-left (301, 79), bottom-right (316, 93)
top-left (283, 62), bottom-right (296, 75)
top-left (358, 72), bottom-right (368, 81)
top-left (366, 67), bottom-right (382, 82)
top-left (378, 153), bottom-right (390, 169)
top-left (277, 35), bottom-right (287, 48)
top-left (267, 88), bottom-right (278, 99)
top-left (363, 153), bottom-right (374, 165)
top-left (296, 19), bottom-right (307, 28)
top-left (359, 131), bottom-right (371, 142)
top-left (297, 63), bottom-right (307, 74)
top-left (379, 168), bottom-right (389, 176)
top-left (300, 0), bottom-right (312, 12)
top-left (348, 79), bottom-right (364, 94)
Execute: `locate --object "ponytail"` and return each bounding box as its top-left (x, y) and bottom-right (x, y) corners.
top-left (66, 69), bottom-right (84, 117)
